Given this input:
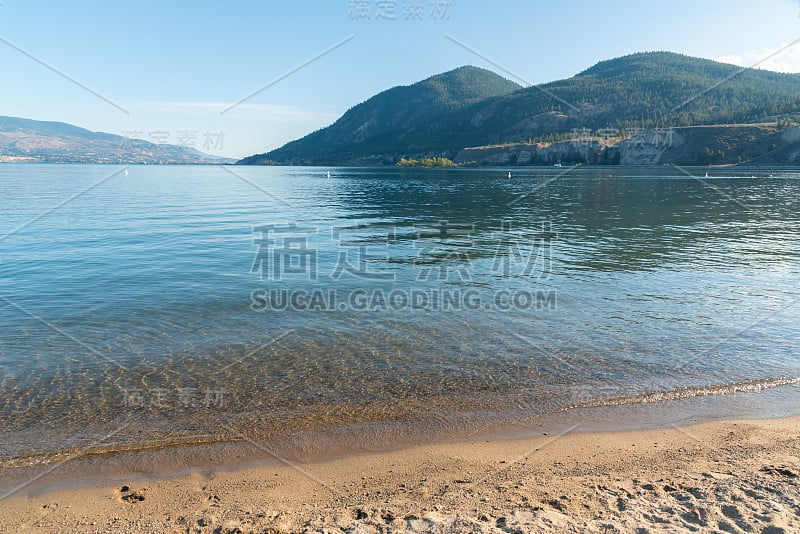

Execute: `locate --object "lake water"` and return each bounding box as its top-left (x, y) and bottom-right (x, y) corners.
top-left (1, 164), bottom-right (799, 475)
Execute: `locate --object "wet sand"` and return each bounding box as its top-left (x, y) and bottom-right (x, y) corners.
top-left (1, 416), bottom-right (799, 533)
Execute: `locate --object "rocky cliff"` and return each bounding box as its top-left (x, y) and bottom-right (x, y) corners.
top-left (455, 124), bottom-right (790, 166)
top-left (455, 139), bottom-right (615, 166)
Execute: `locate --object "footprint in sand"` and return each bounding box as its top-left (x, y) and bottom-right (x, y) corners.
top-left (119, 486), bottom-right (146, 503)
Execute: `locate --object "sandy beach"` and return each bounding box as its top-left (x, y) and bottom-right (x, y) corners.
top-left (1, 416), bottom-right (798, 533)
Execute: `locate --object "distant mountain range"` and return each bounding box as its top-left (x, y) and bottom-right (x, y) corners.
top-left (0, 116), bottom-right (233, 164)
top-left (238, 52), bottom-right (800, 166)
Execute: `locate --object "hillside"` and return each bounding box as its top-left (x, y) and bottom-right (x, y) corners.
top-left (441, 52), bottom-right (800, 147)
top-left (238, 66), bottom-right (521, 165)
top-left (0, 116), bottom-right (233, 164)
top-left (239, 52), bottom-right (800, 166)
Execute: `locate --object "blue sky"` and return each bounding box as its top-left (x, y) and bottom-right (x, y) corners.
top-left (1, 0), bottom-right (799, 159)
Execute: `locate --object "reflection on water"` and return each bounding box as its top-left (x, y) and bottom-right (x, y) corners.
top-left (0, 165), bottom-right (799, 464)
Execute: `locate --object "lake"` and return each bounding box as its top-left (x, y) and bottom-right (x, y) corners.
top-left (1, 164), bottom-right (799, 472)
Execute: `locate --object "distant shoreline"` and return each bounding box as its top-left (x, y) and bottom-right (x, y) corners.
top-left (3, 161), bottom-right (800, 170)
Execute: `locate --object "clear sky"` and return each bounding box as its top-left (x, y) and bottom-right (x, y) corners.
top-left (1, 0), bottom-right (799, 159)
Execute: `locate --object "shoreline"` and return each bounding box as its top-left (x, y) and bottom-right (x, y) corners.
top-left (1, 416), bottom-right (798, 533)
top-left (0, 384), bottom-right (800, 492)
top-left (2, 411), bottom-right (800, 532)
top-left (3, 379), bottom-right (800, 493)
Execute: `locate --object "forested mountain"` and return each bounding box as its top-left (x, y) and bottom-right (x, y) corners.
top-left (238, 66), bottom-right (521, 165)
top-left (239, 52), bottom-right (800, 166)
top-left (451, 51), bottom-right (800, 143)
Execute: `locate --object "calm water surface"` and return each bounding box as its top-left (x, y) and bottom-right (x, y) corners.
top-left (0, 164), bottom-right (798, 465)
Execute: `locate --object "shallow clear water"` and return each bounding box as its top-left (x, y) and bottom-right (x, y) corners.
top-left (0, 164), bottom-right (798, 463)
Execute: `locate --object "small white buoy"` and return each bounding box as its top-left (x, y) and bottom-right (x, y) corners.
top-left (327, 171), bottom-right (331, 179)
top-left (507, 171), bottom-right (512, 179)
top-left (705, 172), bottom-right (708, 178)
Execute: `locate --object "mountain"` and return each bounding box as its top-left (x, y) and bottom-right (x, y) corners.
top-left (238, 52), bottom-right (800, 166)
top-left (440, 52), bottom-right (800, 147)
top-left (0, 116), bottom-right (233, 164)
top-left (238, 66), bottom-right (521, 165)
